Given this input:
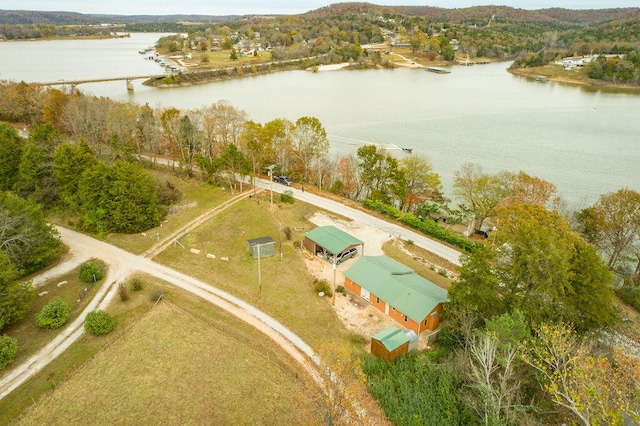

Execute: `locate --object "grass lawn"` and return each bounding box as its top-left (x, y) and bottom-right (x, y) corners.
top-left (11, 274), bottom-right (322, 425)
top-left (153, 191), bottom-right (348, 347)
top-left (106, 174), bottom-right (233, 254)
top-left (0, 260), bottom-right (106, 377)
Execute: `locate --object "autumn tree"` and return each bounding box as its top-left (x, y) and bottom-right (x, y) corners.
top-left (578, 188), bottom-right (640, 270)
top-left (356, 145), bottom-right (401, 202)
top-left (501, 171), bottom-right (559, 209)
top-left (219, 143), bottom-right (250, 193)
top-left (335, 155), bottom-right (359, 198)
top-left (453, 163), bottom-right (513, 235)
top-left (523, 322), bottom-right (640, 426)
top-left (398, 154), bottom-right (442, 212)
top-left (290, 116), bottom-right (329, 182)
top-left (449, 203), bottom-right (618, 332)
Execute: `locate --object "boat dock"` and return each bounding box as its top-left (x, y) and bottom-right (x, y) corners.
top-left (424, 66), bottom-right (451, 74)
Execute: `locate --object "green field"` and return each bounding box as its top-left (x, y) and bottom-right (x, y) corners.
top-left (13, 285), bottom-right (322, 425)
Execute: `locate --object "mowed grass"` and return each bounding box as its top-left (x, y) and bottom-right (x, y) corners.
top-left (154, 191), bottom-right (348, 346)
top-left (17, 284), bottom-right (324, 425)
top-left (0, 260), bottom-right (106, 377)
top-left (106, 174), bottom-right (233, 254)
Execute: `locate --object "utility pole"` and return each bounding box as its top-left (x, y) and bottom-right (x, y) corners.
top-left (332, 258), bottom-right (337, 306)
top-left (266, 164), bottom-right (275, 209)
top-left (257, 243), bottom-right (262, 295)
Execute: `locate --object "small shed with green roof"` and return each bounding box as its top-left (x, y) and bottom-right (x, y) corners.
top-left (303, 225), bottom-right (364, 261)
top-left (371, 326), bottom-right (409, 361)
top-left (344, 256), bottom-right (449, 334)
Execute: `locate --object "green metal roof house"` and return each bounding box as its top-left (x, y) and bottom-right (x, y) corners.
top-left (303, 225), bottom-right (364, 261)
top-left (344, 256), bottom-right (449, 334)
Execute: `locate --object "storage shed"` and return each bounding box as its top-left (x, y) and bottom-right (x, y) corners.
top-left (344, 256), bottom-right (449, 334)
top-left (248, 236), bottom-right (276, 259)
top-left (303, 226), bottom-right (364, 261)
top-left (371, 326), bottom-right (409, 361)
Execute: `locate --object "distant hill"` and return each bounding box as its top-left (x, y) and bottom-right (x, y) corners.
top-left (0, 10), bottom-right (256, 25)
top-left (0, 10), bottom-right (99, 25)
top-left (2, 3), bottom-right (639, 26)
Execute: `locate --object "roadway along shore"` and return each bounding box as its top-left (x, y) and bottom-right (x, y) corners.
top-left (255, 177), bottom-right (462, 266)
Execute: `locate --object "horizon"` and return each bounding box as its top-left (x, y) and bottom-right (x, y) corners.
top-left (1, 0), bottom-right (639, 16)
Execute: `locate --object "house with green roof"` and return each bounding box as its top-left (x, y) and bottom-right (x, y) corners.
top-left (303, 225), bottom-right (364, 262)
top-left (344, 256), bottom-right (449, 334)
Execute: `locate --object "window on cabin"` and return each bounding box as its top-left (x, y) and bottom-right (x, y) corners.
top-left (404, 315), bottom-right (408, 322)
top-left (376, 297), bottom-right (379, 304)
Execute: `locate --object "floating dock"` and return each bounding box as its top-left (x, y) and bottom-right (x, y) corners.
top-left (424, 66), bottom-right (451, 74)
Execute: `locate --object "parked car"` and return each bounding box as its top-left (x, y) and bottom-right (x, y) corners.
top-left (327, 247), bottom-right (357, 264)
top-left (274, 175), bottom-right (293, 186)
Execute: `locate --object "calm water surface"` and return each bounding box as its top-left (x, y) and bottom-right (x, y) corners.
top-left (2, 33), bottom-right (639, 205)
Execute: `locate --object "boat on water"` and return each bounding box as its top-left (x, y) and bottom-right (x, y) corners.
top-left (424, 66), bottom-right (451, 74)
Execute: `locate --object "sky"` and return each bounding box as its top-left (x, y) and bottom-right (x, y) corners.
top-left (1, 0), bottom-right (638, 16)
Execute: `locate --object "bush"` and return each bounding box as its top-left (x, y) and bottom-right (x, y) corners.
top-left (79, 261), bottom-right (105, 283)
top-left (150, 288), bottom-right (164, 302)
top-left (118, 283), bottom-right (129, 301)
top-left (617, 286), bottom-right (640, 311)
top-left (362, 198), bottom-right (477, 252)
top-left (0, 335), bottom-right (18, 369)
top-left (284, 226), bottom-right (292, 241)
top-left (280, 190), bottom-right (294, 204)
top-left (84, 310), bottom-right (115, 336)
top-left (130, 278), bottom-right (144, 291)
top-left (314, 279), bottom-right (333, 297)
top-left (348, 333), bottom-right (368, 346)
top-left (336, 285), bottom-right (346, 295)
top-left (36, 296), bottom-right (72, 329)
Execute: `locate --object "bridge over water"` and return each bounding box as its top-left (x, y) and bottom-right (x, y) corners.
top-left (39, 74), bottom-right (166, 90)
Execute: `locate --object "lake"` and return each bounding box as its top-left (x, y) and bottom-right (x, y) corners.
top-left (1, 32), bottom-right (639, 206)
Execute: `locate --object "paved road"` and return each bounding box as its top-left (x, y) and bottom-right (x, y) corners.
top-left (0, 227), bottom-right (320, 400)
top-left (256, 178), bottom-right (462, 266)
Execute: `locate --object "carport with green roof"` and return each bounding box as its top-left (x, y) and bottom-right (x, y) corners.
top-left (303, 225), bottom-right (364, 261)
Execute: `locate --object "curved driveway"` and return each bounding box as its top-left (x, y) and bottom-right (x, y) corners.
top-left (256, 178), bottom-right (462, 266)
top-left (1, 180), bottom-right (460, 400)
top-left (0, 227), bottom-right (320, 400)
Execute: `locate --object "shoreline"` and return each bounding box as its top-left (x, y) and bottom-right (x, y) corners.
top-left (508, 66), bottom-right (640, 92)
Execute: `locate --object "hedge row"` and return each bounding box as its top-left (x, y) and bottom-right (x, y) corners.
top-left (362, 199), bottom-right (476, 252)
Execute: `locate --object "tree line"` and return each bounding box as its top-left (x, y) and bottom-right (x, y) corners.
top-left (2, 79), bottom-right (640, 424)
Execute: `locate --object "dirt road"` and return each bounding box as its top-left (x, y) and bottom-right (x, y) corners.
top-left (0, 226), bottom-right (321, 400)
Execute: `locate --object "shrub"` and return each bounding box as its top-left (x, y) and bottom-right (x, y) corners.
top-left (118, 283), bottom-right (129, 301)
top-left (617, 286), bottom-right (640, 311)
top-left (130, 278), bottom-right (144, 291)
top-left (284, 226), bottom-right (292, 241)
top-left (314, 279), bottom-right (333, 297)
top-left (36, 296), bottom-right (72, 329)
top-left (280, 190), bottom-right (294, 204)
top-left (79, 261), bottom-right (105, 283)
top-left (336, 285), bottom-right (346, 295)
top-left (0, 335), bottom-right (18, 369)
top-left (150, 288), bottom-right (164, 302)
top-left (348, 333), bottom-right (368, 346)
top-left (84, 310), bottom-right (115, 336)
top-left (362, 198), bottom-right (477, 252)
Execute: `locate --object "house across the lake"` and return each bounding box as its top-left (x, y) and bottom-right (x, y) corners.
top-left (344, 256), bottom-right (449, 334)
